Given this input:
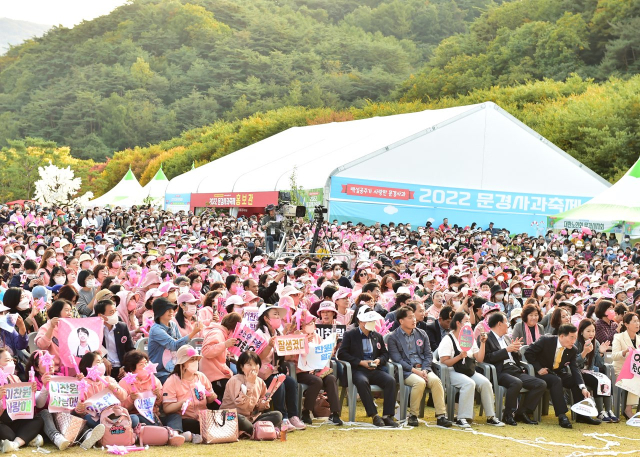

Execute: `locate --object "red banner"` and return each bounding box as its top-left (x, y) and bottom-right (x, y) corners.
top-left (341, 184), bottom-right (414, 200)
top-left (190, 191), bottom-right (278, 209)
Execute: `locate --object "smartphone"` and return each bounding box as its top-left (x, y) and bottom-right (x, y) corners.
top-left (39, 271), bottom-right (45, 278)
top-left (467, 289), bottom-right (473, 297)
top-left (368, 362), bottom-right (376, 368)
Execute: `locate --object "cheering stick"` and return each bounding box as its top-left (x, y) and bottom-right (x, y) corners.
top-left (137, 267), bottom-right (149, 288)
top-left (144, 362), bottom-right (158, 390)
top-left (86, 365), bottom-right (109, 386)
top-left (77, 379), bottom-right (89, 402)
top-left (0, 369), bottom-right (8, 409)
top-left (123, 372), bottom-right (138, 393)
top-left (181, 399), bottom-right (190, 415)
top-left (29, 367), bottom-right (35, 383)
top-left (41, 351), bottom-right (53, 373)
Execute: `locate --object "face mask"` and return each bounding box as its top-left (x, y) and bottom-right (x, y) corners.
top-left (536, 289), bottom-right (546, 297)
top-left (127, 299), bottom-right (137, 311)
top-left (112, 261), bottom-right (121, 268)
top-left (543, 276), bottom-right (550, 281)
top-left (54, 276), bottom-right (66, 285)
top-left (185, 304), bottom-right (197, 317)
top-left (86, 279), bottom-right (96, 288)
top-left (304, 323), bottom-right (315, 334)
top-left (325, 272), bottom-right (333, 279)
top-left (451, 286), bottom-right (458, 292)
top-left (37, 249), bottom-right (44, 256)
top-left (179, 286), bottom-right (189, 295)
top-left (47, 258), bottom-right (56, 266)
top-left (268, 317), bottom-right (282, 329)
top-left (192, 282), bottom-right (202, 292)
top-left (488, 266), bottom-right (495, 272)
top-left (2, 361), bottom-right (15, 375)
top-left (582, 282), bottom-right (590, 288)
top-left (364, 321), bottom-right (377, 331)
top-left (497, 276), bottom-right (504, 282)
top-left (233, 306), bottom-right (244, 315)
top-left (17, 297), bottom-right (31, 311)
top-left (184, 361), bottom-right (198, 373)
top-left (512, 287), bottom-right (521, 294)
top-left (106, 314), bottom-right (119, 326)
top-left (94, 363), bottom-right (106, 376)
top-left (495, 294), bottom-right (504, 301)
top-left (605, 309), bottom-right (616, 321)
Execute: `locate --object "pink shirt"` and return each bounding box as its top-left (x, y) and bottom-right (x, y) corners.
top-left (162, 371), bottom-right (213, 420)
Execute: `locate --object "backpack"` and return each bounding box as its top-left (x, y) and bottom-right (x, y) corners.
top-left (99, 405), bottom-right (135, 447)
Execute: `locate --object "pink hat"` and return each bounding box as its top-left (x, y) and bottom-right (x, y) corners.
top-left (242, 291), bottom-right (260, 303)
top-left (332, 287), bottom-right (352, 302)
top-left (177, 293), bottom-right (199, 305)
top-left (481, 303), bottom-right (501, 317)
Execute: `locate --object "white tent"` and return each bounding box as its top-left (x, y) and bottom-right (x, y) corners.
top-left (164, 102), bottom-right (610, 233)
top-left (87, 168), bottom-right (143, 208)
top-left (120, 166), bottom-right (169, 207)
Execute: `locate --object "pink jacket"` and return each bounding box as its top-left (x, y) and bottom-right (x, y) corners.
top-left (35, 321), bottom-right (61, 365)
top-left (200, 323), bottom-right (233, 381)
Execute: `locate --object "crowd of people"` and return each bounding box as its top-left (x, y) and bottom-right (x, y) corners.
top-left (0, 203), bottom-right (638, 450)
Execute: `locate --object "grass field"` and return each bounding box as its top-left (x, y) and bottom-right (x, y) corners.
top-left (35, 404), bottom-right (640, 457)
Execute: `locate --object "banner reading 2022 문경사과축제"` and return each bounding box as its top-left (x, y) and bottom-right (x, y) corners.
top-left (329, 177), bottom-right (591, 235)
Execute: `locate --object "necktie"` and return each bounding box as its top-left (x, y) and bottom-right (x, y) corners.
top-left (553, 347), bottom-right (564, 370)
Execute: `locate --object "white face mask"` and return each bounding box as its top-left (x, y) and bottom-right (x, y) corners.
top-left (2, 361), bottom-right (15, 375)
top-left (512, 287), bottom-right (521, 294)
top-left (179, 286), bottom-right (189, 295)
top-left (86, 279), bottom-right (96, 288)
top-left (543, 276), bottom-right (550, 281)
top-left (536, 289), bottom-right (546, 297)
top-left (364, 321), bottom-right (376, 331)
top-left (54, 276), bottom-right (66, 285)
top-left (17, 297), bottom-right (31, 311)
top-left (106, 314), bottom-right (119, 326)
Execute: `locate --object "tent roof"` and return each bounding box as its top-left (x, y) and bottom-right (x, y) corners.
top-left (119, 167), bottom-right (169, 207)
top-left (550, 157), bottom-right (640, 222)
top-left (88, 168), bottom-right (143, 208)
top-left (165, 102), bottom-right (610, 197)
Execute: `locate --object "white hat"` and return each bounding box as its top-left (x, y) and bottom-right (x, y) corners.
top-left (257, 302), bottom-right (285, 318)
top-left (281, 285), bottom-right (302, 297)
top-left (226, 295), bottom-right (247, 307)
top-left (357, 307), bottom-right (383, 323)
top-left (397, 287), bottom-right (411, 295)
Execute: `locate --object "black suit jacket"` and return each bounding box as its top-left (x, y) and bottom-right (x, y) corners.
top-left (103, 322), bottom-right (134, 367)
top-left (482, 332), bottom-right (526, 376)
top-left (524, 335), bottom-right (584, 385)
top-left (337, 328), bottom-right (389, 371)
top-left (425, 320), bottom-right (444, 352)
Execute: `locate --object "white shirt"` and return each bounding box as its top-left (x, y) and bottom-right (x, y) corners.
top-left (104, 324), bottom-right (120, 367)
top-left (437, 331), bottom-right (479, 360)
top-left (491, 331), bottom-right (514, 363)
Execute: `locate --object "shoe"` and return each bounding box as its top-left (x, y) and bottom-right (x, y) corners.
top-left (168, 431), bottom-right (185, 446)
top-left (436, 416), bottom-right (453, 428)
top-left (281, 419), bottom-right (297, 432)
top-left (372, 415), bottom-right (385, 427)
top-left (329, 412), bottom-right (343, 426)
top-left (599, 411), bottom-right (613, 423)
top-left (576, 415), bottom-right (602, 425)
top-left (301, 410), bottom-right (313, 425)
top-left (502, 414), bottom-right (517, 426)
top-left (382, 415), bottom-right (399, 428)
top-left (455, 418), bottom-right (471, 429)
top-left (407, 414), bottom-right (419, 426)
top-left (80, 424), bottom-right (105, 450)
top-left (515, 412), bottom-right (538, 425)
top-left (191, 434), bottom-right (203, 444)
top-left (623, 410), bottom-right (633, 420)
top-left (487, 416), bottom-right (505, 427)
top-left (1, 440), bottom-right (19, 453)
top-left (558, 414), bottom-right (573, 429)
top-left (29, 434), bottom-right (44, 447)
top-left (608, 410), bottom-right (620, 423)
top-left (289, 416), bottom-right (307, 430)
top-left (182, 431), bottom-right (192, 442)
top-left (53, 434), bottom-right (71, 451)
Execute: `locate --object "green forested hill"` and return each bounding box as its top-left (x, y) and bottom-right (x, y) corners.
top-left (0, 0), bottom-right (498, 160)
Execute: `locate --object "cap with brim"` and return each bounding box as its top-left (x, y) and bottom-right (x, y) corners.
top-left (177, 293), bottom-right (199, 305)
top-left (0, 303), bottom-right (9, 313)
top-left (78, 253), bottom-right (93, 263)
top-left (175, 345), bottom-right (202, 365)
top-left (357, 307), bottom-right (382, 323)
top-left (258, 302), bottom-right (285, 318)
top-left (152, 297), bottom-right (178, 321)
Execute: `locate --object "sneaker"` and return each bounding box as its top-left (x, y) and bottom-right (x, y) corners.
top-left (80, 424), bottom-right (105, 450)
top-left (487, 416), bottom-right (505, 427)
top-left (289, 416), bottom-right (307, 430)
top-left (608, 410), bottom-right (620, 423)
top-left (168, 431), bottom-right (185, 447)
top-left (599, 411), bottom-right (612, 423)
top-left (436, 416), bottom-right (453, 428)
top-left (191, 434), bottom-right (203, 444)
top-left (301, 410), bottom-right (313, 425)
top-left (329, 412), bottom-right (343, 426)
top-left (53, 434), bottom-right (71, 451)
top-left (182, 431), bottom-right (192, 442)
top-left (407, 415), bottom-right (419, 427)
top-left (281, 419), bottom-right (297, 433)
top-left (455, 418), bottom-right (471, 429)
top-left (1, 440), bottom-right (19, 453)
top-left (29, 434), bottom-right (44, 447)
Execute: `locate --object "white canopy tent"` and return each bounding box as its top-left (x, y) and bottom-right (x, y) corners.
top-left (87, 168), bottom-right (143, 208)
top-left (119, 166), bottom-right (169, 207)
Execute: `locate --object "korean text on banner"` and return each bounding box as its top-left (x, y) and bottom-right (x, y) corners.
top-left (49, 376), bottom-right (80, 413)
top-left (5, 382), bottom-right (34, 420)
top-left (274, 335), bottom-right (308, 356)
top-left (298, 334), bottom-right (335, 371)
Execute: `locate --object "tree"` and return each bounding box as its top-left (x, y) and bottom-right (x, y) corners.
top-left (34, 162), bottom-right (94, 207)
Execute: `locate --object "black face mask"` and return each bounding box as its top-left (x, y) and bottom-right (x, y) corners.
top-left (309, 266), bottom-right (317, 273)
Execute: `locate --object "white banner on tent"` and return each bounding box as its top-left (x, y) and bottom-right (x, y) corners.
top-left (547, 218), bottom-right (624, 234)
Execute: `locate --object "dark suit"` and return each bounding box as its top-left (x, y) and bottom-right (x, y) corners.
top-left (483, 331), bottom-right (546, 416)
top-left (337, 327), bottom-right (396, 417)
top-left (524, 335), bottom-right (586, 416)
top-left (103, 322), bottom-right (134, 377)
top-left (425, 320), bottom-right (446, 352)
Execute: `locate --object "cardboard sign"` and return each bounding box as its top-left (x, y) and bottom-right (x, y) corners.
top-left (616, 349), bottom-right (640, 397)
top-left (459, 323), bottom-right (474, 352)
top-left (5, 382), bottom-right (34, 420)
top-left (49, 376), bottom-right (80, 412)
top-left (241, 306), bottom-right (260, 331)
top-left (134, 391), bottom-right (156, 424)
top-left (315, 324), bottom-right (346, 341)
top-left (58, 317), bottom-right (104, 368)
top-left (228, 323), bottom-right (268, 357)
top-left (298, 334), bottom-right (335, 371)
top-left (583, 370), bottom-right (611, 396)
top-left (84, 388), bottom-right (120, 421)
top-left (274, 334), bottom-right (308, 356)
top-left (522, 288), bottom-right (533, 298)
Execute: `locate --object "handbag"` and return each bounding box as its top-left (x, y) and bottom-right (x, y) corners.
top-left (138, 425), bottom-right (185, 446)
top-left (251, 421), bottom-right (277, 441)
top-left (313, 394), bottom-right (331, 418)
top-left (199, 409), bottom-right (239, 444)
top-left (448, 334), bottom-right (476, 377)
top-left (53, 412), bottom-right (86, 444)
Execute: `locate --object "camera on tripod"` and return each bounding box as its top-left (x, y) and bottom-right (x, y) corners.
top-left (277, 192), bottom-right (306, 218)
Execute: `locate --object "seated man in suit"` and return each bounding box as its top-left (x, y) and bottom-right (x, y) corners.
top-left (425, 306), bottom-right (454, 352)
top-left (524, 323), bottom-right (602, 428)
top-left (387, 306), bottom-right (452, 427)
top-left (95, 299), bottom-right (134, 379)
top-left (337, 306), bottom-right (398, 427)
top-left (483, 312), bottom-right (546, 426)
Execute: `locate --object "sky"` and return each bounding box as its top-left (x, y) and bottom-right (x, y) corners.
top-left (1, 0), bottom-right (129, 27)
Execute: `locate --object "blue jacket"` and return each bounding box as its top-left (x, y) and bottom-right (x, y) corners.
top-left (148, 321), bottom-right (190, 379)
top-left (387, 327), bottom-right (434, 378)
